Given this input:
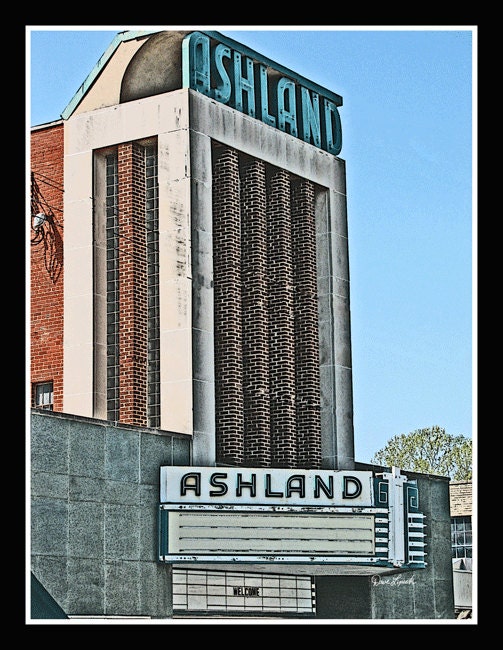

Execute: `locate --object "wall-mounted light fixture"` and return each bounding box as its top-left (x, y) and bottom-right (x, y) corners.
top-left (32, 212), bottom-right (47, 230)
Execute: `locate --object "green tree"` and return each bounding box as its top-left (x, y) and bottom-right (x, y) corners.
top-left (370, 426), bottom-right (472, 480)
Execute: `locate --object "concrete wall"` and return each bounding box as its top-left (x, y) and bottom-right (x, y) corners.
top-left (30, 409), bottom-right (191, 618)
top-left (64, 90), bottom-right (195, 436)
top-left (315, 575), bottom-right (372, 618)
top-left (366, 464), bottom-right (454, 620)
top-left (371, 471), bottom-right (454, 619)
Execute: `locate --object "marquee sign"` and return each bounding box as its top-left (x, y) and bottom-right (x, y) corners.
top-left (182, 31), bottom-right (343, 156)
top-left (160, 466), bottom-right (372, 506)
top-left (158, 466), bottom-right (427, 570)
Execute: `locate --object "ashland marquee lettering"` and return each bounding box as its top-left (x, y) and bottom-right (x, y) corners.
top-left (179, 471), bottom-right (363, 500)
top-left (182, 31), bottom-right (343, 156)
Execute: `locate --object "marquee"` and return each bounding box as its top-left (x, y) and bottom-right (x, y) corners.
top-left (158, 466), bottom-right (427, 570)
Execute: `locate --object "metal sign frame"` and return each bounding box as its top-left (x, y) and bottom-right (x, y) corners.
top-left (158, 466), bottom-right (427, 570)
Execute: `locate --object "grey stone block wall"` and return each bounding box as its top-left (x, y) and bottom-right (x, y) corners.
top-left (31, 410), bottom-right (455, 620)
top-left (30, 409), bottom-right (191, 618)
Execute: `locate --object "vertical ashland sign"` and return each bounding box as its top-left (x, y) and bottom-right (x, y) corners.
top-left (182, 31), bottom-right (343, 156)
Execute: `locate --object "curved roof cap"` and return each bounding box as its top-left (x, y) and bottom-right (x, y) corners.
top-left (62, 29), bottom-right (343, 120)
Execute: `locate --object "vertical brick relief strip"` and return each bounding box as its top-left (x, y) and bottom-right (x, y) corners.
top-left (267, 167), bottom-right (297, 467)
top-left (212, 148), bottom-right (323, 469)
top-left (240, 157), bottom-right (271, 467)
top-left (117, 142), bottom-right (148, 427)
top-left (213, 146), bottom-right (244, 465)
top-left (291, 179), bottom-right (322, 468)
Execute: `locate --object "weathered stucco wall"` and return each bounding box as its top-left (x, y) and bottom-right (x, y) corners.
top-left (359, 463), bottom-right (454, 620)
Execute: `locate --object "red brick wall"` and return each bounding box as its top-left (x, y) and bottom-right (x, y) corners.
top-left (30, 127), bottom-right (322, 464)
top-left (117, 142), bottom-right (148, 427)
top-left (30, 124), bottom-right (65, 411)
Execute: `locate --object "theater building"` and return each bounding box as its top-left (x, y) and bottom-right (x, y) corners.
top-left (29, 29), bottom-right (455, 620)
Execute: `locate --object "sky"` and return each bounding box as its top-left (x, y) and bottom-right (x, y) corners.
top-left (27, 25), bottom-right (476, 465)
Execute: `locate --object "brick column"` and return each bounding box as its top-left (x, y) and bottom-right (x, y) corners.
top-left (213, 146), bottom-right (244, 465)
top-left (117, 142), bottom-right (148, 426)
top-left (241, 158), bottom-right (271, 466)
top-left (291, 179), bottom-right (322, 468)
top-left (267, 168), bottom-right (297, 467)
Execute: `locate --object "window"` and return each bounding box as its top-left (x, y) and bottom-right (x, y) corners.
top-left (145, 144), bottom-right (160, 428)
top-left (33, 382), bottom-right (54, 410)
top-left (451, 516), bottom-right (472, 558)
top-left (105, 152), bottom-right (120, 422)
